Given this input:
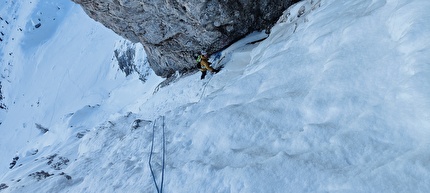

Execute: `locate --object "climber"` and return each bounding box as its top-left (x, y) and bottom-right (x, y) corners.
top-left (196, 51), bottom-right (218, 79)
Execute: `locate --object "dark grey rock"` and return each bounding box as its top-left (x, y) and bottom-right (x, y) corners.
top-left (35, 123), bottom-right (49, 134)
top-left (28, 170), bottom-right (54, 181)
top-left (71, 0), bottom-right (299, 77)
top-left (114, 40), bottom-right (152, 81)
top-left (0, 183), bottom-right (8, 190)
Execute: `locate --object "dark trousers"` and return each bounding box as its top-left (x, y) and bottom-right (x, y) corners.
top-left (201, 71), bottom-right (207, 79)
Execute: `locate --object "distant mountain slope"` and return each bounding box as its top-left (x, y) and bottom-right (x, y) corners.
top-left (1, 0), bottom-right (430, 192)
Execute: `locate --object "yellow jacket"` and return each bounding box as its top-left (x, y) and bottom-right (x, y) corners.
top-left (199, 55), bottom-right (216, 72)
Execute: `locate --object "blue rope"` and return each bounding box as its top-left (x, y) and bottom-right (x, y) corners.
top-left (160, 116), bottom-right (166, 193)
top-left (149, 116), bottom-right (166, 193)
top-left (199, 75), bottom-right (214, 102)
top-left (149, 119), bottom-right (160, 193)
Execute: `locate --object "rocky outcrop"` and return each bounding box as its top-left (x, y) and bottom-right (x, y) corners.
top-left (72, 0), bottom-right (300, 77)
top-left (0, 81), bottom-right (6, 110)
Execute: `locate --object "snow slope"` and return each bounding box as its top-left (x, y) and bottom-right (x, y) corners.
top-left (0, 0), bottom-right (160, 181)
top-left (1, 0), bottom-right (430, 192)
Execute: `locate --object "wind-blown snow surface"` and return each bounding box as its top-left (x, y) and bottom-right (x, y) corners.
top-left (1, 0), bottom-right (430, 192)
top-left (0, 0), bottom-right (160, 189)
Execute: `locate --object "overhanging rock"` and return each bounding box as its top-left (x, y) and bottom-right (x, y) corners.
top-left (72, 0), bottom-right (299, 77)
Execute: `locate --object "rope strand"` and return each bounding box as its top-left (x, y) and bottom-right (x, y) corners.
top-left (160, 116), bottom-right (166, 193)
top-left (149, 119), bottom-right (160, 193)
top-left (148, 116), bottom-right (166, 193)
top-left (199, 75), bottom-right (214, 102)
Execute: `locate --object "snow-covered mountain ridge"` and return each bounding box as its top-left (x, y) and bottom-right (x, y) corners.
top-left (1, 0), bottom-right (430, 192)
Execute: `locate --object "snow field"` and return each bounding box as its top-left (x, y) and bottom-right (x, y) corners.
top-left (150, 0), bottom-right (430, 192)
top-left (1, 0), bottom-right (156, 179)
top-left (1, 0), bottom-right (430, 192)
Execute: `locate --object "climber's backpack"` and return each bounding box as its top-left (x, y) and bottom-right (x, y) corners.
top-left (196, 55), bottom-right (202, 68)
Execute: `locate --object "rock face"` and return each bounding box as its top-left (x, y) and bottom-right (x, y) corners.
top-left (72, 0), bottom-right (299, 77)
